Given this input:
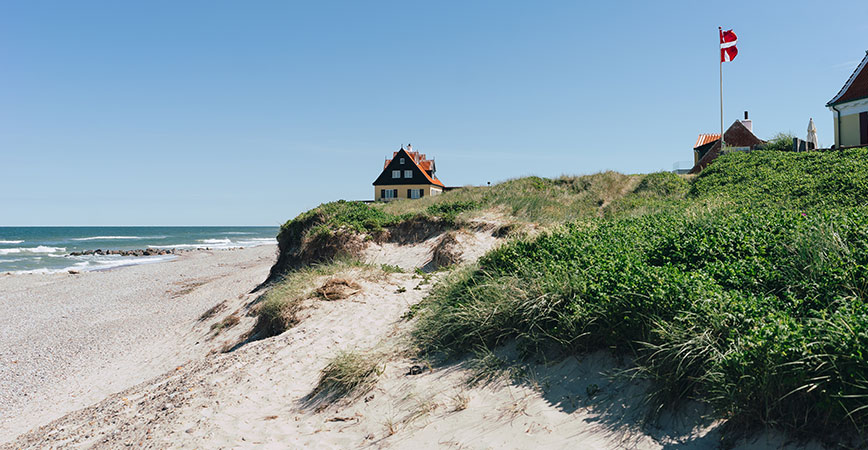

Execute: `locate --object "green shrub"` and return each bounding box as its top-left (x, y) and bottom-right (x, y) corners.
top-left (632, 171), bottom-right (689, 197)
top-left (426, 200), bottom-right (479, 222)
top-left (414, 149), bottom-right (868, 438)
top-left (690, 148), bottom-right (868, 209)
top-left (414, 208), bottom-right (868, 435)
top-left (757, 132), bottom-right (796, 152)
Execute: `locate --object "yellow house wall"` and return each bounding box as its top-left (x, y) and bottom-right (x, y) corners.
top-left (833, 114), bottom-right (862, 147)
top-left (374, 184), bottom-right (442, 201)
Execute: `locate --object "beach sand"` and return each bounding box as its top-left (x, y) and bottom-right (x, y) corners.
top-left (0, 245), bottom-right (276, 442)
top-left (1, 231), bottom-right (823, 449)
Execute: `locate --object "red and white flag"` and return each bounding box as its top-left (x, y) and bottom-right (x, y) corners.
top-left (720, 28), bottom-right (738, 62)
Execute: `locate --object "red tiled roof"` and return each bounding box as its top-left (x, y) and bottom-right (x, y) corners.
top-left (828, 51), bottom-right (868, 106)
top-left (694, 133), bottom-right (721, 149)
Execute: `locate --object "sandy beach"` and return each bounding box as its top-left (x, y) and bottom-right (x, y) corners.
top-left (1, 228), bottom-right (825, 449)
top-left (0, 245), bottom-right (276, 443)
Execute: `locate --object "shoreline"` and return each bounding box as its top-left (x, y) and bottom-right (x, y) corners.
top-left (1, 244), bottom-right (274, 276)
top-left (0, 244), bottom-right (276, 442)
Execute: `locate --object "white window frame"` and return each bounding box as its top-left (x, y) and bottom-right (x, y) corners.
top-left (392, 170), bottom-right (401, 179)
top-left (399, 158), bottom-right (405, 164)
top-left (410, 189), bottom-right (422, 199)
top-left (404, 170), bottom-right (412, 178)
top-left (383, 189), bottom-right (397, 199)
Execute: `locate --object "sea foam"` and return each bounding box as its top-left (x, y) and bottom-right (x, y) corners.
top-left (198, 238), bottom-right (232, 244)
top-left (0, 240), bottom-right (24, 244)
top-left (0, 246), bottom-right (66, 255)
top-left (71, 236), bottom-right (145, 241)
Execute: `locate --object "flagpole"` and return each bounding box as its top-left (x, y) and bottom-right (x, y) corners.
top-left (719, 27), bottom-right (724, 151)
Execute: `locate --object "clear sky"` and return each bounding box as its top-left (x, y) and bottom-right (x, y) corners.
top-left (2, 0), bottom-right (867, 226)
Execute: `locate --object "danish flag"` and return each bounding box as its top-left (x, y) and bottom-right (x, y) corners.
top-left (720, 28), bottom-right (738, 62)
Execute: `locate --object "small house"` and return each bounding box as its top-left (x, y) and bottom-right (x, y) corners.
top-left (827, 51), bottom-right (868, 148)
top-left (373, 144), bottom-right (444, 201)
top-left (689, 113), bottom-right (764, 174)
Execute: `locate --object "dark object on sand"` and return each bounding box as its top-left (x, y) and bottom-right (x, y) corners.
top-left (315, 278), bottom-right (362, 300)
top-left (406, 365), bottom-right (425, 376)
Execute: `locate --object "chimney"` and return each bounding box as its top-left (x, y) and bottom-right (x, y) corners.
top-left (740, 111), bottom-right (753, 133)
top-left (407, 143), bottom-right (412, 152)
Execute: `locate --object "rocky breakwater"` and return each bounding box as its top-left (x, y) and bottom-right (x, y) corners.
top-left (68, 248), bottom-right (177, 257)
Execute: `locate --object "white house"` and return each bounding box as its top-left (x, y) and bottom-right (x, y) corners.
top-left (827, 51), bottom-right (868, 148)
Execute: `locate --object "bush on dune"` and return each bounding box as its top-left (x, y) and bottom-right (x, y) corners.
top-left (413, 148), bottom-right (868, 438)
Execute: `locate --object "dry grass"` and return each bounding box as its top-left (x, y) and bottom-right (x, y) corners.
top-left (313, 349), bottom-right (384, 402)
top-left (315, 278), bottom-right (362, 300)
top-left (210, 314), bottom-right (240, 333)
top-left (198, 300), bottom-right (227, 321)
top-left (431, 231), bottom-right (462, 269)
top-left (253, 259), bottom-right (380, 338)
top-left (452, 392), bottom-right (470, 412)
top-left (376, 172), bottom-right (647, 225)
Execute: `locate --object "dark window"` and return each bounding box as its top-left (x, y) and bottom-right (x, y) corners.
top-left (861, 112), bottom-right (868, 145)
top-left (380, 189), bottom-right (385, 199)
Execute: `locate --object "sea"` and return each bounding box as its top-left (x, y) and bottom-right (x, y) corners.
top-left (0, 226), bottom-right (279, 274)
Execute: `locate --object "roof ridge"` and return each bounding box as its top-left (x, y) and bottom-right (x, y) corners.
top-left (393, 148), bottom-right (444, 187)
top-left (827, 51), bottom-right (868, 106)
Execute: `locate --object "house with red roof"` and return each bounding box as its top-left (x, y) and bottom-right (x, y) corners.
top-left (373, 144), bottom-right (444, 201)
top-left (689, 112), bottom-right (764, 174)
top-left (827, 51), bottom-right (868, 148)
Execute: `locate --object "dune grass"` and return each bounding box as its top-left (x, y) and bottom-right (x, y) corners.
top-left (412, 148), bottom-right (868, 439)
top-left (377, 171), bottom-right (659, 225)
top-left (254, 258), bottom-right (375, 338)
top-left (313, 349), bottom-right (384, 402)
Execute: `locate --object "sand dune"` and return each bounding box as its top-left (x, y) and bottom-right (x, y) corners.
top-left (2, 231), bottom-right (822, 449)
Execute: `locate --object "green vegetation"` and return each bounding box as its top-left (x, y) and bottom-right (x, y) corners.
top-left (412, 148), bottom-right (868, 438)
top-left (268, 171), bottom-right (659, 280)
top-left (313, 349), bottom-right (384, 401)
top-left (254, 259), bottom-right (372, 338)
top-left (379, 171), bottom-right (647, 225)
top-left (757, 132), bottom-right (796, 152)
top-left (690, 148), bottom-right (868, 209)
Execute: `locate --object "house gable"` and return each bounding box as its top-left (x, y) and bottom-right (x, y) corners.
top-left (373, 148), bottom-right (444, 187)
top-left (689, 120), bottom-right (764, 174)
top-left (828, 51), bottom-right (868, 107)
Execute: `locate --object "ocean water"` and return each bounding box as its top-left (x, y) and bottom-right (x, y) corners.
top-left (0, 226), bottom-right (278, 274)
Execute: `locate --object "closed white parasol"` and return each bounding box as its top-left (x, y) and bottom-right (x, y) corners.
top-left (807, 118), bottom-right (819, 149)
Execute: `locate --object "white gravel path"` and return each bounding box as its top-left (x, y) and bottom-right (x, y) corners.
top-left (0, 245), bottom-right (276, 443)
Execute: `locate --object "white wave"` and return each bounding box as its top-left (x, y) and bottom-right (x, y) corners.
top-left (235, 239), bottom-right (276, 247)
top-left (0, 257), bottom-right (25, 263)
top-left (148, 237), bottom-right (274, 251)
top-left (198, 238), bottom-right (232, 244)
top-left (0, 246), bottom-right (66, 255)
top-left (71, 236), bottom-right (143, 241)
top-left (87, 255), bottom-right (176, 271)
top-left (149, 244), bottom-right (207, 250)
top-left (6, 254), bottom-right (177, 275)
top-left (0, 240), bottom-right (23, 244)
top-left (221, 232), bottom-right (253, 235)
top-left (9, 268), bottom-right (60, 275)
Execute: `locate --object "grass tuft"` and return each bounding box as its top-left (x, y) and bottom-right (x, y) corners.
top-left (314, 350), bottom-right (384, 402)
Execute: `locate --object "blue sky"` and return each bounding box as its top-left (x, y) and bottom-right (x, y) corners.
top-left (2, 0), bottom-right (867, 226)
